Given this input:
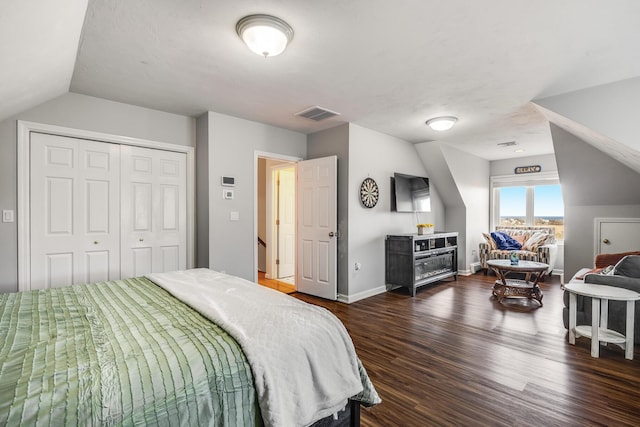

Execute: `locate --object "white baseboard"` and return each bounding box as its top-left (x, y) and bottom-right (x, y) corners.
top-left (458, 268), bottom-right (472, 276)
top-left (337, 285), bottom-right (387, 304)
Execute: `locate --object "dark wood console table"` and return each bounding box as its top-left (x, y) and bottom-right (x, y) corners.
top-left (385, 232), bottom-right (458, 296)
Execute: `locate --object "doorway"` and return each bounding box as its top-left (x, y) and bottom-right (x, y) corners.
top-left (254, 152), bottom-right (338, 300)
top-left (257, 156), bottom-right (296, 293)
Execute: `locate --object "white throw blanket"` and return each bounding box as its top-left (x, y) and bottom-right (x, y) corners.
top-left (147, 269), bottom-right (363, 427)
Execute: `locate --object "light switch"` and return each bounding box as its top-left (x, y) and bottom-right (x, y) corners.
top-left (2, 210), bottom-right (14, 223)
top-left (229, 211), bottom-right (240, 221)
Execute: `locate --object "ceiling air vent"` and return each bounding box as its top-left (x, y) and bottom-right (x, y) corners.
top-left (294, 106), bottom-right (341, 121)
top-left (497, 141), bottom-right (517, 147)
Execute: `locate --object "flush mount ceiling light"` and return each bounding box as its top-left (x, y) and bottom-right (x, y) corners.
top-left (236, 14), bottom-right (294, 58)
top-left (426, 116), bottom-right (458, 131)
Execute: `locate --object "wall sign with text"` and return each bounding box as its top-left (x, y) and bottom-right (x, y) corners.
top-left (514, 165), bottom-right (541, 174)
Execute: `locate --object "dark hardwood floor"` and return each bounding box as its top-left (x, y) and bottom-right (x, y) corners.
top-left (294, 273), bottom-right (640, 426)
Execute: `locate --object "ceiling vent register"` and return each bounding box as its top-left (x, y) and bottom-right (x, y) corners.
top-left (497, 141), bottom-right (517, 147)
top-left (295, 106), bottom-right (341, 121)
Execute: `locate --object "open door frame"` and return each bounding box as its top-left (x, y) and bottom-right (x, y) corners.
top-left (253, 151), bottom-right (302, 284)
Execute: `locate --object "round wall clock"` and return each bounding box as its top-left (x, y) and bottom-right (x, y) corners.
top-left (360, 177), bottom-right (379, 208)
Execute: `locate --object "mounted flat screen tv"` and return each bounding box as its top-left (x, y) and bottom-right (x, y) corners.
top-left (392, 173), bottom-right (431, 212)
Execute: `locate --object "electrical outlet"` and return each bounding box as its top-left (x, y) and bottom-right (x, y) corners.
top-left (2, 210), bottom-right (14, 223)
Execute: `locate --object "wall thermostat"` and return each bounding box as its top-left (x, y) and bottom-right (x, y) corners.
top-left (221, 176), bottom-right (235, 186)
top-left (223, 189), bottom-right (234, 200)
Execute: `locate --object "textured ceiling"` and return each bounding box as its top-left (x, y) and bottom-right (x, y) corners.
top-left (5, 1), bottom-right (640, 161)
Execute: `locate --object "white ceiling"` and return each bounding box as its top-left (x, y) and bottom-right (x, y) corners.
top-left (5, 1), bottom-right (640, 160)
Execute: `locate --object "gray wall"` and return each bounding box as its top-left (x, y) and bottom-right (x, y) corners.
top-left (441, 144), bottom-right (490, 272)
top-left (307, 124), bottom-right (350, 296)
top-left (551, 124), bottom-right (640, 278)
top-left (490, 153), bottom-right (558, 176)
top-left (415, 141), bottom-right (490, 273)
top-left (205, 112), bottom-right (306, 280)
top-left (0, 92), bottom-right (195, 293)
top-left (308, 123), bottom-right (446, 300)
top-left (347, 124), bottom-right (444, 298)
top-left (196, 113), bottom-right (210, 267)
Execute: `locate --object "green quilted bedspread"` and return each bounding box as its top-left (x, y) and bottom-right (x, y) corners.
top-left (0, 277), bottom-right (259, 426)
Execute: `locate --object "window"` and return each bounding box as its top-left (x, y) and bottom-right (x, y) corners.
top-left (491, 173), bottom-right (564, 241)
top-left (498, 186), bottom-right (526, 226)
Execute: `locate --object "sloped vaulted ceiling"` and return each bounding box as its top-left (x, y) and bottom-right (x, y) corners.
top-left (0, 0), bottom-right (88, 122)
top-left (3, 1), bottom-right (640, 164)
top-left (68, 0), bottom-right (640, 161)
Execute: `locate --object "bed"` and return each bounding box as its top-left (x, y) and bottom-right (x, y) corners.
top-left (0, 269), bottom-right (379, 426)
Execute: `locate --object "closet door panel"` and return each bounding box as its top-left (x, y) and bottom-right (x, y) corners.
top-left (121, 146), bottom-right (187, 277)
top-left (161, 246), bottom-right (179, 272)
top-left (86, 180), bottom-right (111, 233)
top-left (133, 182), bottom-right (153, 231)
top-left (132, 247), bottom-right (153, 277)
top-left (46, 253), bottom-right (74, 288)
top-left (85, 251), bottom-right (110, 283)
top-left (161, 185), bottom-right (178, 230)
top-left (30, 133), bottom-right (121, 289)
top-left (47, 177), bottom-right (74, 235)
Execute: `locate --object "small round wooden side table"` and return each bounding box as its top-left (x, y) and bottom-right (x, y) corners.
top-left (564, 281), bottom-right (640, 360)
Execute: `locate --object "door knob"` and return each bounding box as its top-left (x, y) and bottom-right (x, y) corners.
top-left (602, 238), bottom-right (610, 244)
top-left (93, 241), bottom-right (98, 245)
top-left (139, 238), bottom-right (144, 242)
top-left (328, 232), bottom-right (335, 237)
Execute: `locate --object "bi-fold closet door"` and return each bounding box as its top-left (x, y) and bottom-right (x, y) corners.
top-left (29, 132), bottom-right (187, 290)
top-left (120, 145), bottom-right (187, 278)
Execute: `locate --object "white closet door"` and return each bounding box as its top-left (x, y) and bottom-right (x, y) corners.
top-left (120, 146), bottom-right (187, 277)
top-left (30, 133), bottom-right (121, 289)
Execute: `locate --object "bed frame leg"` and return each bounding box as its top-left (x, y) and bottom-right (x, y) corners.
top-left (350, 400), bottom-right (360, 427)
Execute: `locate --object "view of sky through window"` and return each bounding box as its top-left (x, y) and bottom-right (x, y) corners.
top-left (498, 184), bottom-right (564, 239)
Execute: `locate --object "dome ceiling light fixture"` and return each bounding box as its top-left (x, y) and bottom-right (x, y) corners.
top-left (236, 14), bottom-right (294, 58)
top-left (426, 116), bottom-right (458, 131)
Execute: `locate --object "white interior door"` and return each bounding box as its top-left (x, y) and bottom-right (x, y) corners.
top-left (30, 133), bottom-right (121, 289)
top-left (277, 166), bottom-right (296, 278)
top-left (296, 156), bottom-right (337, 300)
top-left (596, 218), bottom-right (640, 254)
top-left (121, 145), bottom-right (187, 277)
